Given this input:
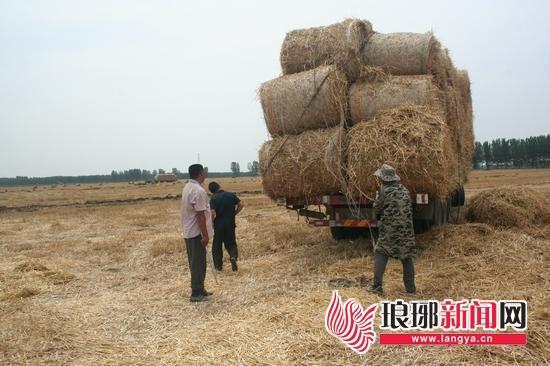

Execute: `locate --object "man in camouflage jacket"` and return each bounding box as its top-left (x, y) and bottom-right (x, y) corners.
top-left (369, 164), bottom-right (416, 295)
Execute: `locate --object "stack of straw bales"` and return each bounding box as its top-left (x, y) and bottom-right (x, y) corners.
top-left (258, 18), bottom-right (474, 201)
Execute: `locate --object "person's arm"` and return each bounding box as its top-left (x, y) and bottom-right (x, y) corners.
top-left (373, 188), bottom-right (385, 215)
top-left (211, 209), bottom-right (216, 222)
top-left (235, 201), bottom-right (244, 215)
top-left (196, 211), bottom-right (209, 246)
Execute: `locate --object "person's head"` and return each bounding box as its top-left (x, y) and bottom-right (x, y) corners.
top-left (208, 181), bottom-right (220, 194)
top-left (374, 164), bottom-right (400, 184)
top-left (188, 164), bottom-right (205, 182)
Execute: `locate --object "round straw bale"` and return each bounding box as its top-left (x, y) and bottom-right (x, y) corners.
top-left (349, 75), bottom-right (444, 124)
top-left (362, 32), bottom-right (447, 89)
top-left (456, 70), bottom-right (474, 179)
top-left (280, 18), bottom-right (374, 82)
top-left (441, 48), bottom-right (458, 88)
top-left (467, 186), bottom-right (550, 229)
top-left (444, 70), bottom-right (474, 185)
top-left (258, 65), bottom-right (348, 137)
top-left (455, 69), bottom-right (473, 124)
top-left (346, 104), bottom-right (459, 201)
top-left (259, 126), bottom-right (347, 199)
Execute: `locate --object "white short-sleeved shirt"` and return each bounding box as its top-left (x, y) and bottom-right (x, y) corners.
top-left (181, 179), bottom-right (214, 239)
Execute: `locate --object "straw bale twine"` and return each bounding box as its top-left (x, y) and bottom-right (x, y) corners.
top-left (258, 65), bottom-right (348, 136)
top-left (467, 186), bottom-right (550, 229)
top-left (346, 104), bottom-right (458, 201)
top-left (280, 18), bottom-right (374, 82)
top-left (348, 75), bottom-right (444, 124)
top-left (259, 126), bottom-right (347, 199)
top-left (362, 32), bottom-right (447, 89)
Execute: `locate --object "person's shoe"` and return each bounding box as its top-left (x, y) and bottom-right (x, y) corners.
top-left (406, 289), bottom-right (416, 295)
top-left (202, 289), bottom-right (213, 296)
top-left (367, 285), bottom-right (384, 295)
top-left (215, 267), bottom-right (222, 272)
top-left (230, 257), bottom-right (238, 272)
top-left (190, 294), bottom-right (209, 302)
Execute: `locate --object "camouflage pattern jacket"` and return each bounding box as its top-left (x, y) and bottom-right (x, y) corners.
top-left (373, 182), bottom-right (416, 260)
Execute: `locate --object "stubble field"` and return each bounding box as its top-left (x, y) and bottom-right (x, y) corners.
top-left (1, 169), bottom-right (549, 365)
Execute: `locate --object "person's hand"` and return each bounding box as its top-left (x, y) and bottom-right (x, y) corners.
top-left (200, 235), bottom-right (209, 247)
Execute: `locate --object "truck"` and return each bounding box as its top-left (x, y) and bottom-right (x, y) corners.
top-left (278, 186), bottom-right (465, 239)
top-left (154, 174), bottom-right (178, 183)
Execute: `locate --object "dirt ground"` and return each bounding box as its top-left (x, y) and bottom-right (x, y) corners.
top-left (0, 169), bottom-right (549, 365)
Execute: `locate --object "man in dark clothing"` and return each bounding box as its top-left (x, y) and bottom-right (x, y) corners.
top-left (208, 182), bottom-right (244, 272)
top-left (368, 164), bottom-right (417, 295)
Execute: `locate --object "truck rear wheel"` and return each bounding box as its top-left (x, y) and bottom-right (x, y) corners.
top-left (413, 219), bottom-right (431, 234)
top-left (344, 227), bottom-right (362, 239)
top-left (331, 227), bottom-right (377, 240)
top-left (330, 227), bottom-right (348, 240)
top-left (451, 186), bottom-right (465, 207)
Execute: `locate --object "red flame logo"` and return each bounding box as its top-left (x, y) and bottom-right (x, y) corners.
top-left (325, 290), bottom-right (378, 354)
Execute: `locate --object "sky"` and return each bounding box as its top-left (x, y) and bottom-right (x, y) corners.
top-left (1, 0), bottom-right (549, 178)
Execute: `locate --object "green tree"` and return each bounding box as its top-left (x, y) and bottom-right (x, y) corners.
top-left (230, 162), bottom-right (241, 178)
top-left (247, 161), bottom-right (259, 176)
top-left (525, 137), bottom-right (539, 167)
top-left (142, 169), bottom-right (153, 180)
top-left (472, 141), bottom-right (484, 169)
top-left (538, 135), bottom-right (550, 167)
top-left (492, 138), bottom-right (511, 168)
top-left (509, 138), bottom-right (525, 168)
top-left (482, 141), bottom-right (492, 169)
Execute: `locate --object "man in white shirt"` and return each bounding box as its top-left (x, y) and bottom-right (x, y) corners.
top-left (181, 164), bottom-right (214, 302)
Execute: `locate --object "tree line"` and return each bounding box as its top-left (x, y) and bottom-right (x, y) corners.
top-left (472, 135), bottom-right (550, 169)
top-left (0, 161), bottom-right (260, 187)
top-left (3, 135), bottom-right (549, 188)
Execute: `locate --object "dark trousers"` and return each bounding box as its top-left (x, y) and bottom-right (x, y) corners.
top-left (184, 235), bottom-right (206, 291)
top-left (212, 228), bottom-right (238, 270)
top-left (373, 250), bottom-right (416, 293)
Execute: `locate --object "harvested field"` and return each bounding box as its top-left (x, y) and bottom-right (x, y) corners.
top-left (1, 169), bottom-right (550, 364)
